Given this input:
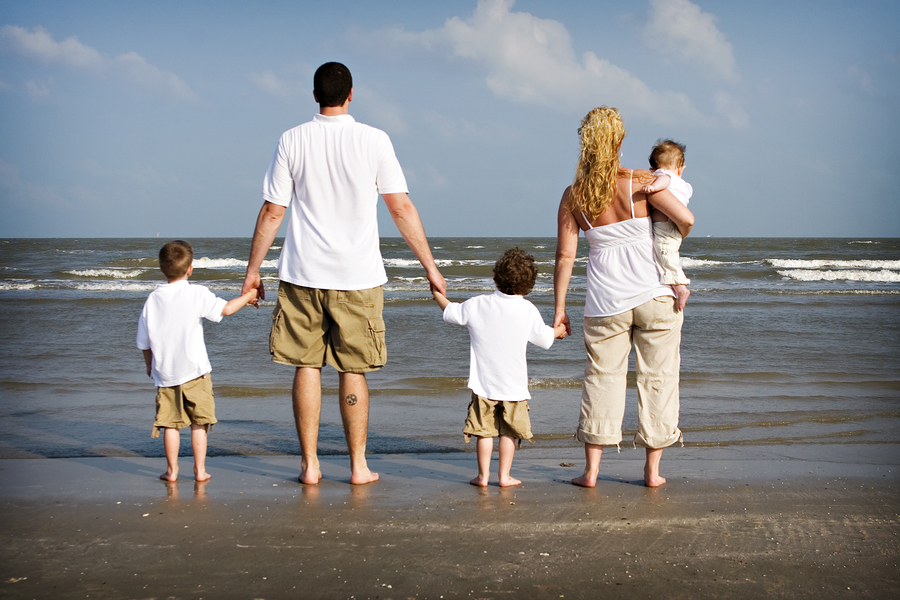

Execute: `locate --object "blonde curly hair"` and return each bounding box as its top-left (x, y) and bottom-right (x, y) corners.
top-left (570, 107), bottom-right (628, 220)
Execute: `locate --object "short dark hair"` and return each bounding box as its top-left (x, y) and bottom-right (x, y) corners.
top-left (493, 248), bottom-right (538, 296)
top-left (159, 240), bottom-right (193, 279)
top-left (313, 62), bottom-right (352, 107)
top-left (648, 139), bottom-right (686, 170)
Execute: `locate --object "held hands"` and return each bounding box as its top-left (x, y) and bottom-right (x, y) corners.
top-left (242, 273), bottom-right (263, 308)
top-left (553, 322), bottom-right (568, 340)
top-left (553, 311), bottom-right (572, 337)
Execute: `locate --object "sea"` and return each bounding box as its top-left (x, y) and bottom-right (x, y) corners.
top-left (1, 237), bottom-right (898, 466)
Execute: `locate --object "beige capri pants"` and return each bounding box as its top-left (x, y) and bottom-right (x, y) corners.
top-left (576, 295), bottom-right (684, 449)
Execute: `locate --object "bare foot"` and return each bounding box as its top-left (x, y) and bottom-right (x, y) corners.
top-left (499, 476), bottom-right (522, 488)
top-left (349, 469), bottom-right (379, 485)
top-left (469, 476), bottom-right (489, 487)
top-left (160, 469), bottom-right (177, 482)
top-left (674, 284), bottom-right (690, 312)
top-left (194, 470), bottom-right (211, 482)
top-left (299, 459), bottom-right (322, 485)
top-left (644, 474), bottom-right (667, 487)
top-left (572, 472), bottom-right (597, 488)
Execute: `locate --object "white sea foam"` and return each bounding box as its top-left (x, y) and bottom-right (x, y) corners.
top-left (64, 269), bottom-right (146, 279)
top-left (71, 281), bottom-right (158, 292)
top-left (681, 257), bottom-right (724, 268)
top-left (768, 259), bottom-right (900, 270)
top-left (778, 269), bottom-right (900, 283)
top-left (191, 257), bottom-right (278, 270)
top-left (0, 282), bottom-right (38, 291)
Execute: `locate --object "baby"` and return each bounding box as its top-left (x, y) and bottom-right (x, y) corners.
top-left (641, 139), bottom-right (692, 309)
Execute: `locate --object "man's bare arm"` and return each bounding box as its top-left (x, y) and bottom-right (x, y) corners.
top-left (382, 192), bottom-right (446, 296)
top-left (242, 201), bottom-right (286, 304)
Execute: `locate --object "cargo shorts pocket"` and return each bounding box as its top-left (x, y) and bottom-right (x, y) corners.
top-left (366, 316), bottom-right (387, 367)
top-left (269, 304), bottom-right (284, 355)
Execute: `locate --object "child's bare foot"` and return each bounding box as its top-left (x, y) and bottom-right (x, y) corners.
top-left (469, 475), bottom-right (489, 487)
top-left (498, 476), bottom-right (522, 487)
top-left (159, 469), bottom-right (178, 482)
top-left (349, 468), bottom-right (379, 485)
top-left (674, 284), bottom-right (690, 311)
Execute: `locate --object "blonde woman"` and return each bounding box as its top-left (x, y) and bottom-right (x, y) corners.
top-left (554, 107), bottom-right (694, 488)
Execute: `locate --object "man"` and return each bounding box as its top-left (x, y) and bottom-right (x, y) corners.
top-left (242, 62), bottom-right (446, 485)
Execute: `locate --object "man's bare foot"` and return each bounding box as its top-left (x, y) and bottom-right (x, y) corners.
top-left (572, 472), bottom-right (598, 488)
top-left (160, 469), bottom-right (177, 482)
top-left (499, 476), bottom-right (522, 488)
top-left (644, 474), bottom-right (667, 487)
top-left (469, 475), bottom-right (489, 487)
top-left (349, 469), bottom-right (379, 485)
top-left (194, 470), bottom-right (211, 482)
top-left (674, 285), bottom-right (690, 312)
top-left (299, 459), bottom-right (322, 485)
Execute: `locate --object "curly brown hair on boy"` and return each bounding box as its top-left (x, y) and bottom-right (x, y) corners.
top-left (159, 240), bottom-right (193, 279)
top-left (493, 247), bottom-right (538, 296)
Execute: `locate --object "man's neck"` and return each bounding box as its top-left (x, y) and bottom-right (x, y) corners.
top-left (319, 102), bottom-right (350, 117)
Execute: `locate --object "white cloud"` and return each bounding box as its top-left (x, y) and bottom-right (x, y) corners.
top-left (713, 91), bottom-right (749, 129)
top-left (250, 70), bottom-right (307, 98)
top-left (372, 0), bottom-right (705, 126)
top-left (354, 85), bottom-right (408, 134)
top-left (644, 0), bottom-right (737, 81)
top-left (1, 25), bottom-right (198, 101)
top-left (24, 79), bottom-right (51, 101)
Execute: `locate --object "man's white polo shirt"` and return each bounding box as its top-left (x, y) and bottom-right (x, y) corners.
top-left (262, 113), bottom-right (409, 291)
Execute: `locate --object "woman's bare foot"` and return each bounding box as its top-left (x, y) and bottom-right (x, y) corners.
top-left (159, 469), bottom-right (177, 482)
top-left (194, 469), bottom-right (211, 482)
top-left (498, 476), bottom-right (522, 488)
top-left (644, 448), bottom-right (666, 487)
top-left (469, 475), bottom-right (489, 487)
top-left (644, 474), bottom-right (667, 487)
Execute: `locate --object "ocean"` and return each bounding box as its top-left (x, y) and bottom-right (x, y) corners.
top-left (1, 237), bottom-right (898, 464)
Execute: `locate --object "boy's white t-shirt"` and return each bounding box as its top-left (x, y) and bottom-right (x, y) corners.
top-left (654, 168), bottom-right (692, 207)
top-left (136, 280), bottom-right (227, 388)
top-left (442, 290), bottom-right (555, 401)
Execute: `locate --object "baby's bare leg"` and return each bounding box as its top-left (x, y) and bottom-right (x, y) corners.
top-left (497, 435), bottom-right (521, 487)
top-left (160, 427), bottom-right (179, 482)
top-left (470, 436), bottom-right (493, 487)
top-left (191, 424), bottom-right (211, 482)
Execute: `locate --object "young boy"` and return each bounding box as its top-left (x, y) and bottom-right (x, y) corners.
top-left (137, 240), bottom-right (257, 482)
top-left (432, 248), bottom-right (567, 487)
top-left (640, 139), bottom-right (693, 310)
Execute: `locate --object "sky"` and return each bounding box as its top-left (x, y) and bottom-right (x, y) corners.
top-left (1, 0), bottom-right (898, 239)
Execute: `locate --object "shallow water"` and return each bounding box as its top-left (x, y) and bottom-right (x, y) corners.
top-left (0, 237), bottom-right (898, 461)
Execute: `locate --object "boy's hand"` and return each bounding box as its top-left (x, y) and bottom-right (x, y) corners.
top-left (553, 322), bottom-right (568, 340)
top-left (432, 289), bottom-right (450, 310)
top-left (242, 273), bottom-right (263, 307)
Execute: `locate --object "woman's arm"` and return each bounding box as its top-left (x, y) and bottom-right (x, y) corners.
top-left (646, 187), bottom-right (694, 238)
top-left (554, 188), bottom-right (580, 336)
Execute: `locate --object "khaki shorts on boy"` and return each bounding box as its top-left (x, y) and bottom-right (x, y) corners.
top-left (463, 392), bottom-right (534, 444)
top-left (269, 282), bottom-right (387, 373)
top-left (152, 373), bottom-right (217, 438)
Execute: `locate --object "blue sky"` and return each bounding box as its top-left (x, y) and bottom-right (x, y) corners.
top-left (1, 0), bottom-right (898, 238)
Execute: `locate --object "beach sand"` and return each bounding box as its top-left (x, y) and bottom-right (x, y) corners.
top-left (1, 447), bottom-right (898, 599)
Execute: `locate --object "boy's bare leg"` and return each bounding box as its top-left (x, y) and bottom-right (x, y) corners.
top-left (572, 443), bottom-right (603, 487)
top-left (497, 435), bottom-right (521, 487)
top-left (190, 424), bottom-right (211, 482)
top-left (673, 284), bottom-right (690, 312)
top-left (160, 427), bottom-right (179, 482)
top-left (470, 436), bottom-right (493, 487)
top-left (644, 447), bottom-right (666, 487)
top-left (293, 367), bottom-right (323, 484)
top-left (339, 371), bottom-right (379, 485)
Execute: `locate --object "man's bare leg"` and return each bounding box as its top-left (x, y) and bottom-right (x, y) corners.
top-left (572, 443), bottom-right (603, 487)
top-left (160, 427), bottom-right (179, 482)
top-left (644, 447), bottom-right (666, 487)
top-left (191, 424), bottom-right (211, 482)
top-left (470, 436), bottom-right (492, 487)
top-left (497, 435), bottom-right (521, 487)
top-left (339, 372), bottom-right (379, 485)
top-left (293, 367), bottom-right (323, 484)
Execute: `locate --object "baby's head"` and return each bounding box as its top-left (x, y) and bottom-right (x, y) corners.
top-left (159, 240), bottom-right (193, 281)
top-left (493, 248), bottom-right (538, 296)
top-left (648, 139), bottom-right (686, 173)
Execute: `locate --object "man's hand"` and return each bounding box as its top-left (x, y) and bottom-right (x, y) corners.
top-left (242, 272), bottom-right (264, 307)
top-left (554, 311), bottom-right (572, 337)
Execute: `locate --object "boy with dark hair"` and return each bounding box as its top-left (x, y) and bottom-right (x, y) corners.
top-left (640, 139), bottom-right (693, 310)
top-left (138, 240), bottom-right (257, 482)
top-left (432, 248), bottom-right (567, 487)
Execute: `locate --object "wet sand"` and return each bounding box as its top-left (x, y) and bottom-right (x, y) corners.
top-left (1, 448), bottom-right (898, 599)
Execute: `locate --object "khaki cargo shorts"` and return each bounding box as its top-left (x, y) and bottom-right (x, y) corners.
top-left (152, 373), bottom-right (217, 438)
top-left (270, 282), bottom-right (387, 373)
top-left (463, 392), bottom-right (534, 444)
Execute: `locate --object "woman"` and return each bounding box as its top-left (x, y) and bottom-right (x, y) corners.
top-left (554, 107), bottom-right (694, 488)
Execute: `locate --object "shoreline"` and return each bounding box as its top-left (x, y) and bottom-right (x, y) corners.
top-left (1, 450), bottom-right (898, 599)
